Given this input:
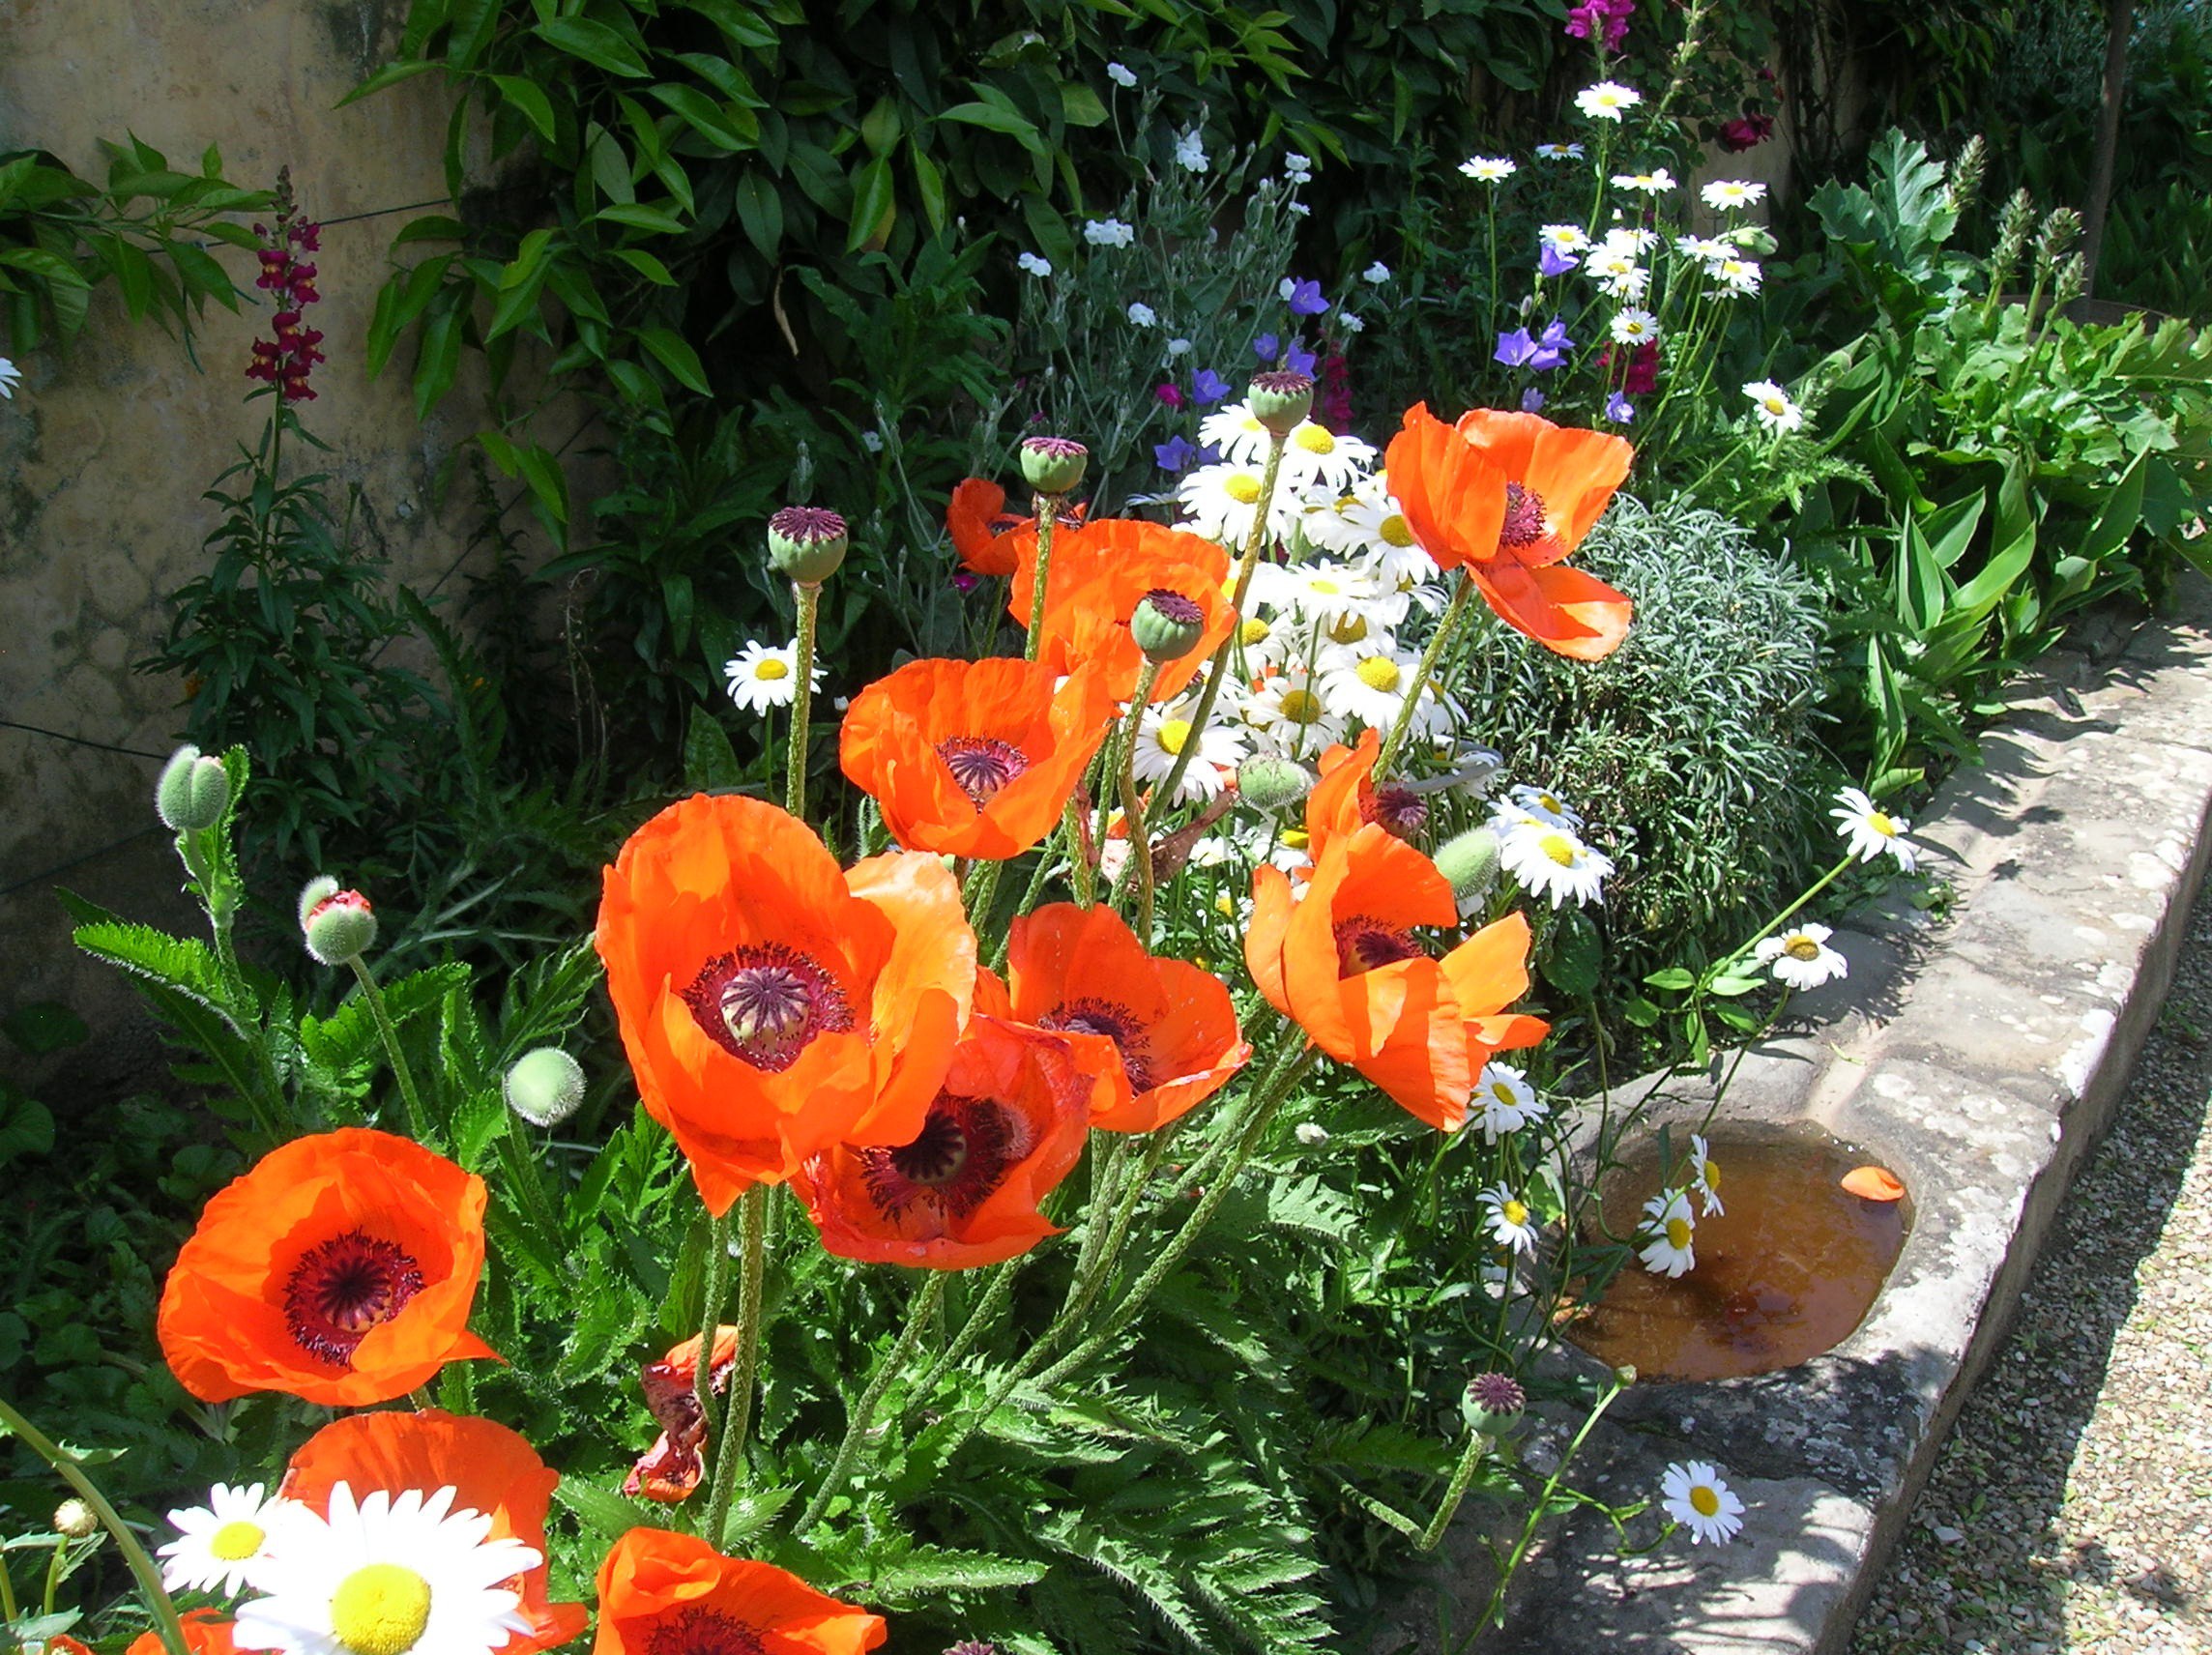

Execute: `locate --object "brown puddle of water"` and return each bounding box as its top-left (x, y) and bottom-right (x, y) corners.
top-left (1566, 1131), bottom-right (1910, 1382)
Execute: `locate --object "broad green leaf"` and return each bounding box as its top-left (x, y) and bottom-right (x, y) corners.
top-left (491, 75), bottom-right (558, 143)
top-left (534, 16), bottom-right (650, 77)
top-left (637, 326), bottom-right (710, 393)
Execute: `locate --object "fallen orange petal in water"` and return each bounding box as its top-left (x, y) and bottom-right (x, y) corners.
top-left (1842, 1165), bottom-right (1906, 1202)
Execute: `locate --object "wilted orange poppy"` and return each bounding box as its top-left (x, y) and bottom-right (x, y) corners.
top-left (1009, 518), bottom-right (1236, 703)
top-left (1386, 404), bottom-right (1635, 660)
top-left (1245, 824), bottom-right (1548, 1130)
top-left (624, 1325), bottom-right (740, 1501)
top-left (280, 1409), bottom-right (587, 1655)
top-left (792, 1016), bottom-right (1092, 1269)
top-left (157, 1127), bottom-right (497, 1407)
top-left (839, 657), bottom-right (1114, 859)
top-left (129, 1610), bottom-right (236, 1655)
top-left (597, 795), bottom-right (976, 1213)
top-left (596, 1527), bottom-right (886, 1655)
top-left (994, 902), bottom-right (1249, 1132)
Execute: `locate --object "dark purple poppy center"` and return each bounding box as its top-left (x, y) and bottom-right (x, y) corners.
top-left (682, 943), bottom-right (854, 1072)
top-left (859, 1095), bottom-right (1023, 1220)
top-left (284, 1231), bottom-right (425, 1365)
top-left (1039, 997), bottom-right (1156, 1092)
top-left (645, 1608), bottom-right (767, 1655)
top-left (1369, 783), bottom-right (1429, 840)
top-left (1141, 588), bottom-right (1203, 625)
top-left (937, 737), bottom-right (1031, 806)
top-left (1500, 481), bottom-right (1549, 550)
top-left (1334, 916), bottom-right (1428, 977)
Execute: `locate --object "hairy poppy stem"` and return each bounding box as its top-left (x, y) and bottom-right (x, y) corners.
top-left (1152, 432), bottom-right (1288, 811)
top-left (1112, 662), bottom-right (1162, 940)
top-left (1023, 494), bottom-right (1068, 660)
top-left (693, 1205), bottom-right (734, 1459)
top-left (1376, 570), bottom-right (1477, 777)
top-left (911, 1253), bottom-right (1031, 1401)
top-left (349, 956), bottom-right (430, 1141)
top-left (787, 579), bottom-right (822, 820)
top-left (794, 1269), bottom-right (948, 1534)
top-left (0, 1396), bottom-right (190, 1655)
top-left (705, 1184), bottom-right (770, 1547)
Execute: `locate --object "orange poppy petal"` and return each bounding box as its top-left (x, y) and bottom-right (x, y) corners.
top-left (1245, 865), bottom-right (1295, 1016)
top-left (1469, 561), bottom-right (1634, 661)
top-left (1382, 404), bottom-right (1508, 572)
top-left (1842, 1165), bottom-right (1906, 1202)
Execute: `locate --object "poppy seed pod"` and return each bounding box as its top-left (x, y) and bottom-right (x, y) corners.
top-left (505, 1047), bottom-right (588, 1128)
top-left (766, 505), bottom-right (849, 586)
top-left (301, 883), bottom-right (377, 965)
top-left (1435, 828), bottom-right (1501, 905)
top-left (1018, 435), bottom-right (1089, 495)
top-left (1462, 1371), bottom-right (1527, 1437)
top-left (156, 744), bottom-right (231, 831)
top-left (1129, 589), bottom-right (1206, 664)
top-left (1247, 369), bottom-right (1315, 435)
top-left (1237, 755), bottom-right (1315, 812)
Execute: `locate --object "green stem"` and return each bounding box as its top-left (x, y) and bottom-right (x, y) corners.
top-left (704, 1184), bottom-right (770, 1548)
top-left (1418, 1427), bottom-right (1499, 1552)
top-left (1024, 494), bottom-right (1067, 661)
top-left (694, 1205), bottom-right (735, 1457)
top-left (0, 1553), bottom-right (15, 1623)
top-left (0, 1396), bottom-right (189, 1655)
top-left (42, 1535), bottom-right (65, 1615)
top-left (1113, 664), bottom-right (1162, 939)
top-left (911, 1253), bottom-right (1031, 1402)
top-left (1376, 571), bottom-right (1477, 776)
top-left (787, 579), bottom-right (822, 820)
top-left (794, 1270), bottom-right (949, 1534)
top-left (1472, 1376), bottom-right (1627, 1640)
top-left (349, 955), bottom-right (429, 1141)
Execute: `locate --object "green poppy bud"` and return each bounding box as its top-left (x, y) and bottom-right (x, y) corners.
top-left (1247, 370), bottom-right (1315, 435)
top-left (766, 506), bottom-right (849, 586)
top-left (156, 744), bottom-right (231, 831)
top-left (505, 1046), bottom-right (588, 1129)
top-left (1434, 828), bottom-right (1501, 905)
top-left (1018, 436), bottom-right (1089, 495)
top-left (1130, 589), bottom-right (1206, 664)
top-left (300, 882), bottom-right (377, 966)
top-left (1237, 755), bottom-right (1315, 812)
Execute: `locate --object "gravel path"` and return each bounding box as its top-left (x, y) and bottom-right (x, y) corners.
top-left (1851, 872), bottom-right (2212, 1653)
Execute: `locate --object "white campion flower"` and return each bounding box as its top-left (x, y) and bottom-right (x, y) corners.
top-left (1126, 301), bottom-right (1158, 327)
top-left (1016, 250), bottom-right (1052, 277)
top-left (1106, 61), bottom-right (1138, 87)
top-left (1083, 218), bottom-right (1135, 247)
top-left (1338, 308), bottom-right (1365, 334)
top-left (1166, 336), bottom-right (1194, 357)
top-left (1174, 128), bottom-right (1208, 173)
top-left (1574, 81), bottom-right (1643, 122)
top-left (1363, 260), bottom-right (1391, 283)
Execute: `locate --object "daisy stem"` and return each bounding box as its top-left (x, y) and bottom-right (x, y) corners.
top-left (1024, 493), bottom-right (1067, 661)
top-left (787, 578), bottom-right (822, 820)
top-left (705, 1183), bottom-right (770, 1548)
top-left (1152, 432), bottom-right (1289, 812)
top-left (694, 1204), bottom-right (734, 1452)
top-left (1471, 1372), bottom-right (1627, 1641)
top-left (0, 1553), bottom-right (15, 1622)
top-left (1376, 570), bottom-right (1477, 776)
top-left (0, 1395), bottom-right (189, 1655)
top-left (349, 955), bottom-right (429, 1141)
top-left (794, 1268), bottom-right (949, 1535)
top-left (1710, 853), bottom-right (1854, 980)
top-left (42, 1533), bottom-right (64, 1615)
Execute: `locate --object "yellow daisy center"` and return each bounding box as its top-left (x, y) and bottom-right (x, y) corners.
top-left (1689, 1486), bottom-right (1721, 1517)
top-left (1155, 718), bottom-right (1192, 756)
top-left (1355, 656), bottom-right (1401, 691)
top-left (1869, 811), bottom-right (1896, 837)
top-left (1226, 474), bottom-right (1264, 506)
top-left (1293, 425), bottom-right (1337, 454)
top-left (753, 657), bottom-right (790, 682)
top-left (1381, 513), bottom-right (1415, 547)
top-left (209, 1520), bottom-right (265, 1560)
top-left (1501, 1200), bottom-right (1528, 1227)
top-left (1665, 1217), bottom-right (1693, 1249)
top-left (1278, 687), bottom-right (1323, 724)
top-left (1491, 1082), bottom-right (1516, 1104)
top-left (1762, 395), bottom-right (1788, 415)
top-left (1538, 831), bottom-right (1578, 867)
top-left (1703, 1158), bottom-right (1722, 1190)
top-left (1328, 615), bottom-right (1368, 645)
top-left (1282, 828), bottom-right (1310, 850)
top-left (1309, 576), bottom-right (1340, 595)
top-left (1240, 617), bottom-right (1272, 646)
top-left (1785, 936), bottom-right (1821, 962)
top-left (329, 1563), bottom-right (433, 1655)
top-left (1214, 892), bottom-right (1235, 916)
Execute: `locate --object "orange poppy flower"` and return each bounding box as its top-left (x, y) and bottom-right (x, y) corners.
top-left (279, 1409), bottom-right (587, 1655)
top-left (791, 1015), bottom-right (1092, 1269)
top-left (597, 794), bottom-right (976, 1213)
top-left (1385, 403), bottom-right (1635, 660)
top-left (597, 1528), bottom-right (885, 1655)
top-left (946, 478), bottom-right (1027, 577)
top-left (994, 902), bottom-right (1250, 1132)
top-left (1009, 518), bottom-right (1236, 703)
top-left (129, 1610), bottom-right (237, 1655)
top-left (839, 657), bottom-right (1115, 859)
top-left (51, 1639), bottom-right (100, 1655)
top-left (624, 1325), bottom-right (740, 1502)
top-left (1302, 729), bottom-right (1435, 866)
top-left (156, 1127), bottom-right (497, 1406)
top-left (1245, 824), bottom-right (1548, 1131)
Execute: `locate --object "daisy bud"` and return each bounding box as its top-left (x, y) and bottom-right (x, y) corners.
top-left (505, 1046), bottom-right (588, 1128)
top-left (1237, 755), bottom-right (1315, 812)
top-left (1462, 1371), bottom-right (1527, 1436)
top-left (300, 882), bottom-right (377, 966)
top-left (1130, 589), bottom-right (1206, 663)
top-left (766, 505), bottom-right (849, 586)
top-left (1246, 369), bottom-right (1314, 435)
top-left (1018, 436), bottom-right (1089, 495)
top-left (52, 1498), bottom-right (97, 1538)
top-left (156, 743), bottom-right (231, 831)
top-left (1434, 827), bottom-right (1501, 904)
top-left (1294, 1120), bottom-right (1330, 1146)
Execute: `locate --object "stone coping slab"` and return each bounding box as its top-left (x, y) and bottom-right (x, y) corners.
top-left (1371, 569), bottom-right (2212, 1654)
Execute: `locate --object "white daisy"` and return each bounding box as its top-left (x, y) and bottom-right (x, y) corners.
top-left (1540, 223), bottom-right (1593, 256)
top-left (1609, 307), bottom-right (1661, 346)
top-left (1830, 786), bottom-right (1917, 871)
top-left (1248, 560), bottom-right (1385, 632)
top-left (1318, 643), bottom-right (1428, 731)
top-left (1599, 225), bottom-right (1660, 257)
top-left (160, 1483), bottom-right (297, 1597)
top-left (1699, 179), bottom-right (1767, 211)
top-left (1480, 1184), bottom-right (1542, 1254)
top-left (1333, 493), bottom-right (1441, 587)
top-left (1661, 1461), bottom-right (1746, 1545)
top-left (1131, 702), bottom-right (1245, 802)
top-left (1743, 378), bottom-right (1801, 432)
top-left (723, 640), bottom-right (818, 714)
top-left (1083, 218), bottom-right (1135, 247)
top-left (1460, 156), bottom-right (1518, 183)
top-left (1244, 669), bottom-right (1348, 752)
top-left (1279, 420), bottom-right (1379, 494)
top-left (1687, 1132), bottom-right (1726, 1217)
top-left (1016, 251), bottom-right (1053, 277)
top-left (234, 1483), bottom-right (538, 1655)
top-left (1574, 81), bottom-right (1643, 122)
top-left (1503, 783), bottom-right (1583, 830)
top-left (1536, 142), bottom-right (1586, 160)
top-left (1756, 922), bottom-right (1848, 991)
top-left (0, 357), bottom-right (21, 399)
top-left (1469, 1061), bottom-right (1547, 1143)
top-left (1497, 819), bottom-right (1612, 908)
top-left (1709, 256), bottom-right (1763, 296)
top-left (1673, 234), bottom-right (1732, 262)
top-left (1639, 1188), bottom-right (1697, 1277)
top-left (1176, 460), bottom-right (1301, 548)
top-left (1232, 610), bottom-right (1295, 671)
top-left (1198, 401), bottom-right (1276, 467)
top-left (1610, 167), bottom-right (1676, 194)
top-left (1586, 251), bottom-right (1650, 301)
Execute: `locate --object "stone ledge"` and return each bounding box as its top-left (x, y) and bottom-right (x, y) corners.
top-left (1375, 569), bottom-right (2212, 1653)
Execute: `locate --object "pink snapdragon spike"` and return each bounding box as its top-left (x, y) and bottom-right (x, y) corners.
top-left (245, 169), bottom-right (326, 403)
top-left (1565, 0), bottom-right (1634, 49)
